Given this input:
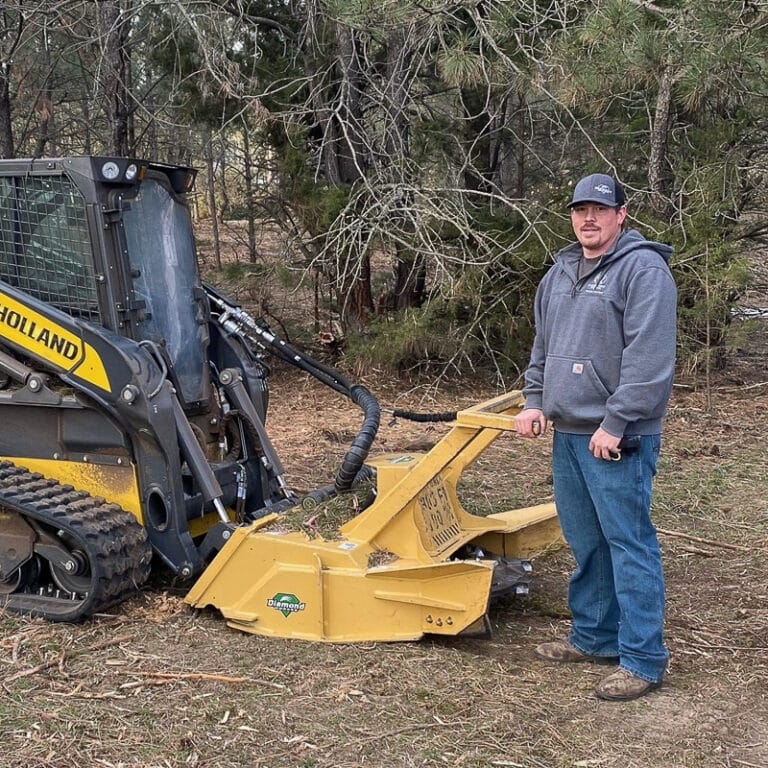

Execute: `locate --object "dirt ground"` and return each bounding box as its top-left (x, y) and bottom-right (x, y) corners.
top-left (1, 225), bottom-right (768, 768)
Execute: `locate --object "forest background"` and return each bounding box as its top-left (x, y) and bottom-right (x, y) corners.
top-left (2, 0), bottom-right (767, 388)
top-left (2, 4), bottom-right (768, 768)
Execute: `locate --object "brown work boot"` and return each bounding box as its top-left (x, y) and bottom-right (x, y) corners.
top-left (534, 639), bottom-right (617, 664)
top-left (595, 668), bottom-right (662, 701)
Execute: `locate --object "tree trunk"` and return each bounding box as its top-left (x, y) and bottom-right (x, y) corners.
top-left (99, 0), bottom-right (131, 156)
top-left (305, 8), bottom-right (371, 326)
top-left (384, 26), bottom-right (425, 311)
top-left (126, 26), bottom-right (135, 153)
top-left (393, 249), bottom-right (426, 310)
top-left (383, 27), bottom-right (411, 166)
top-left (144, 96), bottom-right (157, 158)
top-left (81, 96), bottom-right (93, 155)
top-left (342, 252), bottom-right (374, 330)
top-left (204, 132), bottom-right (222, 269)
top-left (486, 90), bottom-right (523, 200)
top-left (34, 21), bottom-right (53, 157)
top-left (242, 121), bottom-right (258, 262)
top-left (333, 24), bottom-right (366, 184)
top-left (311, 22), bottom-right (367, 186)
top-left (217, 134), bottom-right (230, 221)
top-left (515, 92), bottom-right (526, 199)
top-left (649, 63), bottom-right (674, 216)
top-left (0, 66), bottom-right (14, 158)
top-left (0, 7), bottom-right (22, 159)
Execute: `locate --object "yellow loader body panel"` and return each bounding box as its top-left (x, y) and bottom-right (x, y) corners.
top-left (185, 392), bottom-right (563, 642)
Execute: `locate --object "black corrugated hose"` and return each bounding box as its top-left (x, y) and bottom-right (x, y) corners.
top-left (390, 409), bottom-right (457, 423)
top-left (207, 288), bottom-right (452, 501)
top-left (334, 384), bottom-right (380, 492)
top-left (206, 285), bottom-right (383, 501)
top-left (248, 327), bottom-right (381, 494)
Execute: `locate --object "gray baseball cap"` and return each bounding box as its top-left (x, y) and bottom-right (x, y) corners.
top-left (568, 173), bottom-right (626, 208)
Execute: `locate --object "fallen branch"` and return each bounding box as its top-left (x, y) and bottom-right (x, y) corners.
top-left (719, 381), bottom-right (768, 393)
top-left (677, 545), bottom-right (718, 558)
top-left (48, 682), bottom-right (127, 700)
top-left (3, 633), bottom-right (132, 683)
top-left (688, 643), bottom-right (768, 653)
top-left (127, 670), bottom-right (286, 689)
top-left (657, 527), bottom-right (757, 552)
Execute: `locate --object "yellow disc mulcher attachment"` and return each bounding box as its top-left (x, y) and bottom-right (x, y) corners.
top-left (184, 391), bottom-right (563, 642)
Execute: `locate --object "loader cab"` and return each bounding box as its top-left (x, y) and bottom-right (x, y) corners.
top-left (0, 156), bottom-right (210, 409)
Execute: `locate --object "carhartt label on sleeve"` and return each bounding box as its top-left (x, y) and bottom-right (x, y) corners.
top-left (572, 363), bottom-right (584, 374)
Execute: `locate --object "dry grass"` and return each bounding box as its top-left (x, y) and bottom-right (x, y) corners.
top-left (3, 363), bottom-right (768, 768)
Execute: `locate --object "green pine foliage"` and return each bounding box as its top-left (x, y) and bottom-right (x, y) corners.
top-left (2, 0), bottom-right (765, 387)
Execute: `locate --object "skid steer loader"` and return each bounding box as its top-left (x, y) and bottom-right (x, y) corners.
top-left (0, 156), bottom-right (561, 641)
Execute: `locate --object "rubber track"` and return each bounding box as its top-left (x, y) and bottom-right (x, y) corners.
top-left (0, 460), bottom-right (152, 622)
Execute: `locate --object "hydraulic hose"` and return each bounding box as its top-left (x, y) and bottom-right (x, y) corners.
top-left (300, 465), bottom-right (376, 510)
top-left (334, 385), bottom-right (380, 492)
top-left (391, 408), bottom-right (457, 423)
top-left (238, 327), bottom-right (380, 492)
top-left (206, 285), bottom-right (381, 496)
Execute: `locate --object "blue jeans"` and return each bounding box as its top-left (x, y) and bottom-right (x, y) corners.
top-left (552, 431), bottom-right (668, 683)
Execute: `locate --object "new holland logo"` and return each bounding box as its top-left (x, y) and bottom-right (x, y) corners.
top-left (267, 593), bottom-right (306, 618)
top-left (0, 303), bottom-right (80, 360)
top-left (0, 290), bottom-right (111, 391)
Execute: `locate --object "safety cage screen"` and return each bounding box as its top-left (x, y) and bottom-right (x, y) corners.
top-left (0, 174), bottom-right (101, 322)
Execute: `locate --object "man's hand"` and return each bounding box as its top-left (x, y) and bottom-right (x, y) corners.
top-left (589, 427), bottom-right (621, 460)
top-left (514, 408), bottom-right (547, 438)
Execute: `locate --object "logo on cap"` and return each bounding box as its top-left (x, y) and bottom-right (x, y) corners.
top-left (568, 173), bottom-right (625, 208)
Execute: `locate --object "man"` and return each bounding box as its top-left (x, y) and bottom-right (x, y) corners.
top-left (514, 173), bottom-right (676, 702)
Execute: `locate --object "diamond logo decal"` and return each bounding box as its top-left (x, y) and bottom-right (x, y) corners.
top-left (267, 593), bottom-right (306, 618)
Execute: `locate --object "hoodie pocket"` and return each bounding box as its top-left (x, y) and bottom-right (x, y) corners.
top-left (542, 355), bottom-right (614, 424)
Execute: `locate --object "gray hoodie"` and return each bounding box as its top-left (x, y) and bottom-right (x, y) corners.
top-left (522, 228), bottom-right (676, 437)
